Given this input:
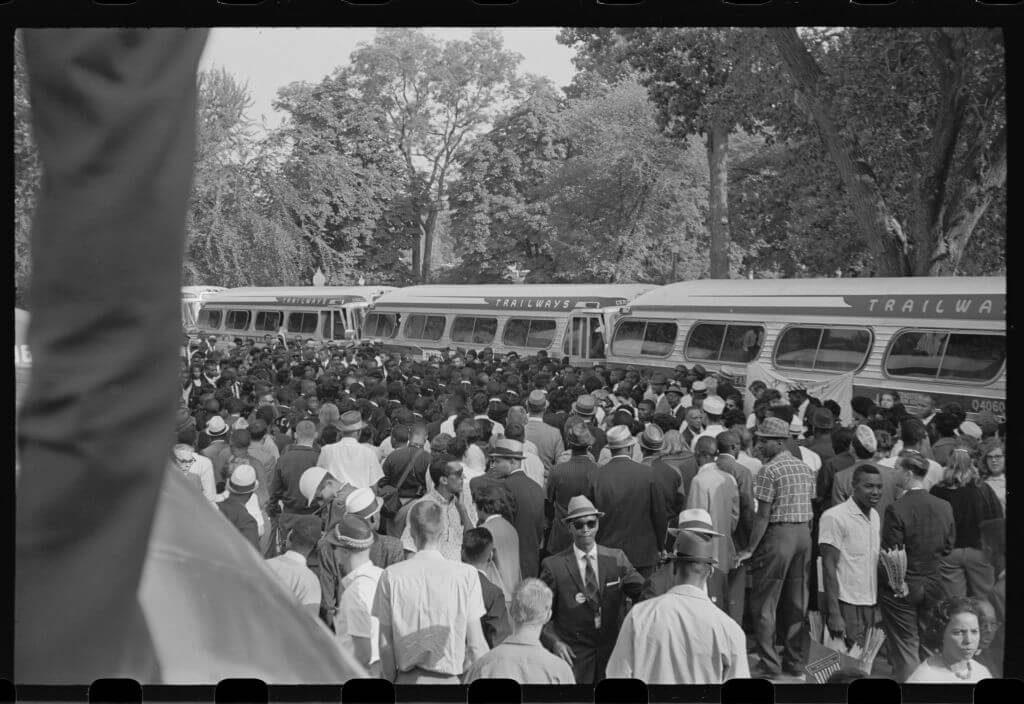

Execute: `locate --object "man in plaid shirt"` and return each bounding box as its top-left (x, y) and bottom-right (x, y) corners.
top-left (735, 417), bottom-right (814, 679)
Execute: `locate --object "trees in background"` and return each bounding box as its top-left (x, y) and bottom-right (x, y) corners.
top-left (768, 27), bottom-right (1006, 276)
top-left (13, 27), bottom-right (1005, 299)
top-left (341, 29), bottom-right (525, 282)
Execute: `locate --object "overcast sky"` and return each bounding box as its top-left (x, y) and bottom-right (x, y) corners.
top-left (198, 27), bottom-right (578, 131)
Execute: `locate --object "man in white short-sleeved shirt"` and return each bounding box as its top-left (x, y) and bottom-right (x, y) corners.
top-left (264, 515), bottom-right (322, 618)
top-left (818, 464), bottom-right (881, 648)
top-left (373, 499), bottom-right (489, 683)
top-left (326, 514), bottom-right (384, 675)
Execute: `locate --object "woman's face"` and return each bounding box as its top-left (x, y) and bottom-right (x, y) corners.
top-left (880, 393), bottom-right (896, 409)
top-left (986, 448), bottom-right (1005, 476)
top-left (942, 612), bottom-right (981, 663)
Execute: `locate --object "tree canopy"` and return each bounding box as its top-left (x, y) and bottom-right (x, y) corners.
top-left (13, 27), bottom-right (1004, 304)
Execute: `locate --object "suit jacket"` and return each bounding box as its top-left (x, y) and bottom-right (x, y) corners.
top-left (506, 470), bottom-right (548, 579)
top-left (686, 464), bottom-right (739, 569)
top-left (526, 417), bottom-right (565, 471)
top-left (586, 456), bottom-right (668, 569)
top-left (545, 454), bottom-right (599, 555)
top-left (217, 497), bottom-right (259, 552)
top-left (539, 545), bottom-right (645, 684)
top-left (478, 571), bottom-right (512, 649)
top-left (646, 456), bottom-right (684, 536)
top-left (717, 453), bottom-right (756, 550)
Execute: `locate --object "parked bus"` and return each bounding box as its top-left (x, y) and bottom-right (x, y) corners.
top-left (194, 286), bottom-right (397, 347)
top-left (606, 276), bottom-right (1005, 421)
top-left (181, 285), bottom-right (227, 334)
top-left (363, 284), bottom-right (657, 365)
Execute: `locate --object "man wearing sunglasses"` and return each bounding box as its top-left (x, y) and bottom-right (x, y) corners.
top-left (539, 495), bottom-right (644, 684)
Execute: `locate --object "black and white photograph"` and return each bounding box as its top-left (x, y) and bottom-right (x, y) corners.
top-left (13, 23), bottom-right (1007, 689)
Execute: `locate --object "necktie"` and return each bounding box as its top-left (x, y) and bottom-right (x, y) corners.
top-left (584, 554), bottom-right (599, 607)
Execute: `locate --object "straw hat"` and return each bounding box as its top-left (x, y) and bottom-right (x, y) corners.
top-left (563, 495), bottom-right (605, 523)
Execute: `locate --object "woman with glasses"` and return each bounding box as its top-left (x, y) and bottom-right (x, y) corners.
top-left (976, 438), bottom-right (1005, 512)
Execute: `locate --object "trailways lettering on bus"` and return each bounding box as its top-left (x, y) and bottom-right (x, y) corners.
top-left (848, 294), bottom-right (1005, 320)
top-left (482, 297), bottom-right (629, 310)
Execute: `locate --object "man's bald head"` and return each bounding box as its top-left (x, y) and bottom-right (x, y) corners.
top-left (295, 419), bottom-right (317, 441)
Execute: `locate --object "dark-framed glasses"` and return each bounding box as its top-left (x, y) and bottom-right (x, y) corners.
top-left (573, 519), bottom-right (598, 531)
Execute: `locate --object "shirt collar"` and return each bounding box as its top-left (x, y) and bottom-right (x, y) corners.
top-left (502, 631), bottom-right (543, 647)
top-left (573, 544), bottom-right (598, 563)
top-left (412, 548), bottom-right (445, 561)
top-left (698, 461), bottom-right (718, 473)
top-left (341, 559), bottom-right (378, 588)
top-left (667, 583), bottom-right (710, 600)
top-left (281, 550), bottom-right (307, 565)
top-left (339, 437), bottom-right (359, 445)
top-left (844, 496), bottom-right (875, 520)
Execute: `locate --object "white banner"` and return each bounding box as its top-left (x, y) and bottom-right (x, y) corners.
top-left (743, 362), bottom-right (855, 426)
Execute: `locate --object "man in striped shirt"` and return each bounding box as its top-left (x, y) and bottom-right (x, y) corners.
top-left (735, 417), bottom-right (814, 679)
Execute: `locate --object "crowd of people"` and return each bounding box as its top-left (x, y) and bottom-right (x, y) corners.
top-left (171, 332), bottom-right (1007, 685)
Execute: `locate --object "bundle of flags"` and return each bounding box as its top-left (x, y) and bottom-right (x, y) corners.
top-left (881, 546), bottom-right (909, 598)
top-left (805, 612), bottom-right (887, 683)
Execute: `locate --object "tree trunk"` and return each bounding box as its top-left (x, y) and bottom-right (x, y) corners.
top-left (924, 125), bottom-right (1007, 275)
top-left (420, 204), bottom-right (440, 283)
top-left (769, 27), bottom-right (912, 276)
top-left (706, 121), bottom-right (731, 279)
top-left (412, 217), bottom-right (424, 282)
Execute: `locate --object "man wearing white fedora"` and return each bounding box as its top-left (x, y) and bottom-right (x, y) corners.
top-left (315, 487), bottom-right (406, 631)
top-left (317, 410), bottom-right (383, 490)
top-left (216, 464), bottom-right (261, 552)
top-left (539, 495), bottom-right (644, 684)
top-left (606, 529), bottom-right (749, 683)
top-left (642, 508), bottom-right (724, 601)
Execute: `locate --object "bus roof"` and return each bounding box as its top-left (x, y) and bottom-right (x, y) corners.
top-left (203, 286), bottom-right (397, 306)
top-left (372, 284), bottom-right (658, 312)
top-left (181, 285), bottom-right (227, 299)
top-left (626, 276), bottom-right (1005, 322)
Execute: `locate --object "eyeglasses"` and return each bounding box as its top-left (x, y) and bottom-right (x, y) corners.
top-left (447, 469), bottom-right (464, 478)
top-left (988, 454), bottom-right (1004, 460)
top-left (572, 519), bottom-right (598, 531)
top-left (174, 456), bottom-right (195, 466)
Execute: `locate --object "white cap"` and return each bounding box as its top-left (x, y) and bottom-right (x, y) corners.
top-left (959, 420), bottom-right (982, 440)
top-left (299, 467), bottom-right (330, 507)
top-left (854, 424), bottom-right (878, 454)
top-left (345, 487), bottom-right (383, 519)
top-left (702, 395), bottom-right (725, 416)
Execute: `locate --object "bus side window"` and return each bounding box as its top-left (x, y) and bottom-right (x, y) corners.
top-left (589, 318), bottom-right (605, 358)
top-left (333, 311), bottom-right (347, 339)
top-left (198, 308), bottom-right (222, 329)
top-left (321, 311), bottom-right (331, 339)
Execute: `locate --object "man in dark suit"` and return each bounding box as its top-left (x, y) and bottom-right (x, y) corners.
top-left (463, 527), bottom-right (512, 649)
top-left (586, 426), bottom-right (669, 579)
top-left (489, 438), bottom-right (548, 579)
top-left (564, 395), bottom-right (607, 458)
top-left (638, 425), bottom-right (684, 543)
top-left (540, 496), bottom-right (645, 684)
top-left (545, 423), bottom-right (598, 555)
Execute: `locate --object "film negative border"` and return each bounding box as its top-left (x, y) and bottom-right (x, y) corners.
top-left (2, 2), bottom-right (1019, 704)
